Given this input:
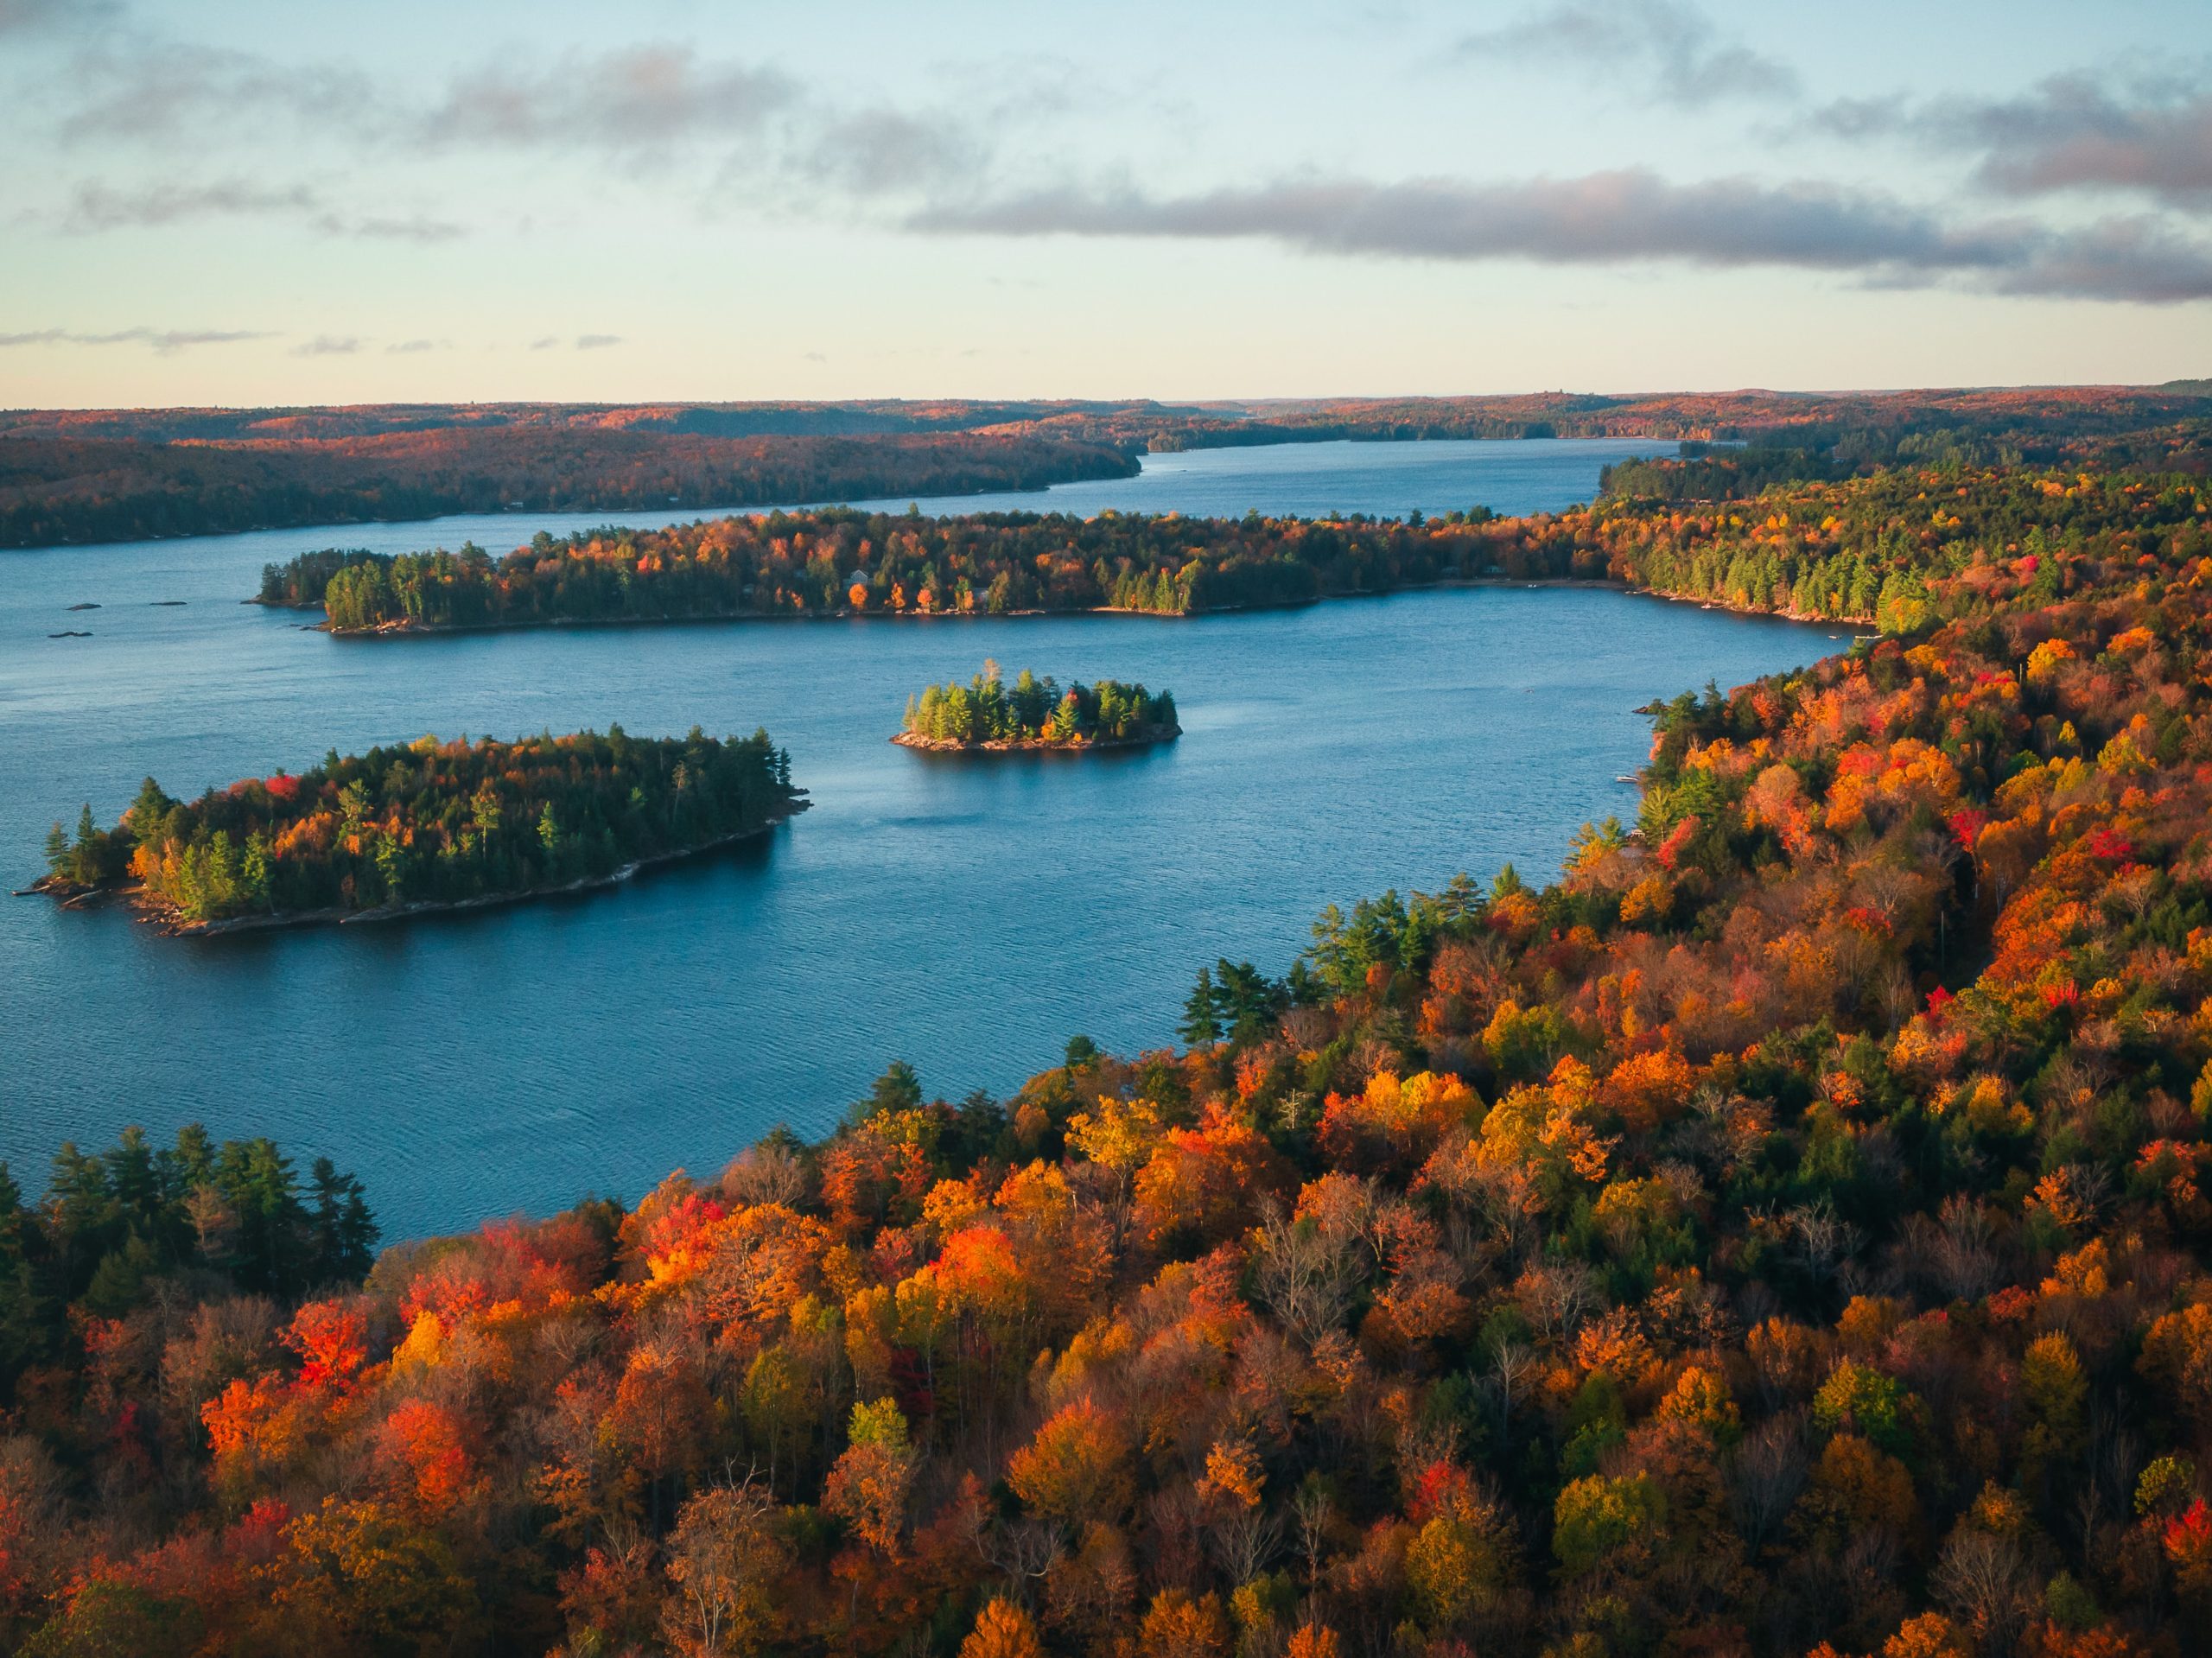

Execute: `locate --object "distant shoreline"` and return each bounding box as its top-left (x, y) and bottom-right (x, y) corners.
top-left (3, 429), bottom-right (1683, 552)
top-left (264, 574), bottom-right (1862, 638)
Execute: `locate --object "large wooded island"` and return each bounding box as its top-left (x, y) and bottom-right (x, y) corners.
top-left (33, 726), bottom-right (801, 933)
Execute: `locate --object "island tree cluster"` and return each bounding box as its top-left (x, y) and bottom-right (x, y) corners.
top-left (46, 726), bottom-right (798, 924)
top-left (8, 448), bottom-right (2212, 1655)
top-left (902, 664), bottom-right (1179, 748)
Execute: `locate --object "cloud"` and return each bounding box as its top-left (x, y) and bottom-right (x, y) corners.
top-left (801, 111), bottom-right (983, 194)
top-left (575, 334), bottom-right (622, 349)
top-left (1953, 77), bottom-right (2212, 209)
top-left (1795, 95), bottom-right (1909, 143)
top-left (63, 179), bottom-right (318, 230)
top-left (0, 0), bottom-right (117, 35)
top-left (528, 336), bottom-right (559, 351)
top-left (385, 339), bottom-right (442, 354)
top-left (0, 327), bottom-right (274, 353)
top-left (425, 45), bottom-right (794, 154)
top-left (290, 335), bottom-right (361, 357)
top-left (1803, 75), bottom-right (2212, 213)
top-left (1459, 0), bottom-right (1797, 109)
top-left (1980, 213), bottom-right (2212, 304)
top-left (54, 42), bottom-right (372, 144)
top-left (60, 177), bottom-right (462, 242)
top-left (33, 34), bottom-right (1000, 241)
top-left (321, 211), bottom-right (462, 243)
top-left (910, 168), bottom-right (2212, 302)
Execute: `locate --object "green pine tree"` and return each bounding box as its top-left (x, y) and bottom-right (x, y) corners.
top-left (71, 803), bottom-right (102, 884)
top-left (308, 1157), bottom-right (379, 1284)
top-left (1179, 967), bottom-right (1224, 1045)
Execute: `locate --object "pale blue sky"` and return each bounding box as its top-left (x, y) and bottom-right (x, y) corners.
top-left (2, 0), bottom-right (2209, 405)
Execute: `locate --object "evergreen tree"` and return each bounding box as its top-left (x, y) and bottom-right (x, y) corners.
top-left (129, 777), bottom-right (174, 835)
top-left (0, 1162), bottom-right (49, 1388)
top-left (161, 1123), bottom-right (217, 1197)
top-left (868, 1061), bottom-right (925, 1118)
top-left (1213, 959), bottom-right (1288, 1040)
top-left (103, 1126), bottom-right (166, 1246)
top-left (71, 804), bottom-right (105, 884)
top-left (308, 1157), bottom-right (379, 1284)
top-left (216, 1138), bottom-right (306, 1294)
top-left (82, 1233), bottom-right (159, 1318)
top-left (45, 1141), bottom-right (117, 1295)
top-left (1179, 967), bottom-right (1224, 1045)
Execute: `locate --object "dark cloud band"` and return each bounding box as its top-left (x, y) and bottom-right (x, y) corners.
top-left (910, 168), bottom-right (2212, 304)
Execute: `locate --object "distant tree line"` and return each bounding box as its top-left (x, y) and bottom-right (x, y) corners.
top-left (994, 384), bottom-right (2212, 468)
top-left (13, 387), bottom-right (2212, 550)
top-left (0, 429), bottom-right (1136, 549)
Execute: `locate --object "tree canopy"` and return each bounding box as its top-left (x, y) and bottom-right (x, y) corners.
top-left (10, 437), bottom-right (2212, 1654)
top-left (43, 726), bottom-right (799, 925)
top-left (900, 664), bottom-right (1179, 748)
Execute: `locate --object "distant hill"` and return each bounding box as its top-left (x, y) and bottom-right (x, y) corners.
top-left (4, 385), bottom-right (2207, 548)
top-left (0, 426), bottom-right (1138, 548)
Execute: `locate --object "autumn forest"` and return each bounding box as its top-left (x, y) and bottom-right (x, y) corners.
top-left (8, 403), bottom-right (2212, 1658)
top-left (899, 668), bottom-right (1179, 751)
top-left (40, 728), bottom-right (802, 930)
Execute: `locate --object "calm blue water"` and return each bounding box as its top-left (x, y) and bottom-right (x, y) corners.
top-left (831, 436), bottom-right (1677, 520)
top-left (1, 439), bottom-right (1845, 1239)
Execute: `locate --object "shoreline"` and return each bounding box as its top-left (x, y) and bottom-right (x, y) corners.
top-left (3, 432), bottom-right (1707, 554)
top-left (27, 797), bottom-right (808, 938)
top-left (891, 725), bottom-right (1180, 755)
top-left (283, 573), bottom-right (1871, 638)
top-left (4, 457), bottom-right (1147, 554)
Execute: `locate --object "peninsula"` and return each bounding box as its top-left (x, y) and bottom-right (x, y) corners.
top-left (895, 664), bottom-right (1179, 752)
top-left (32, 726), bottom-right (801, 933)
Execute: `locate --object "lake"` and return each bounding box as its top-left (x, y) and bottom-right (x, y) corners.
top-left (0, 438), bottom-right (1847, 1239)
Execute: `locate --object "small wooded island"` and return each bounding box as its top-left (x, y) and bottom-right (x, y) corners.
top-left (31, 727), bottom-right (801, 933)
top-left (895, 663), bottom-right (1179, 752)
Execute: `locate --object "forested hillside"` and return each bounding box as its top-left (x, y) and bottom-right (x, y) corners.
top-left (5, 444), bottom-right (2212, 1655)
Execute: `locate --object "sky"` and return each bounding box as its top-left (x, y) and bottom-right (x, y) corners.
top-left (1, 0), bottom-right (2209, 407)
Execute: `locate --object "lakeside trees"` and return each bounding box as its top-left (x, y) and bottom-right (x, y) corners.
top-left (1, 1124), bottom-right (376, 1393)
top-left (254, 461), bottom-right (2209, 637)
top-left (42, 726), bottom-right (799, 924)
top-left (900, 664), bottom-right (1179, 748)
top-left (258, 507), bottom-right (1329, 629)
top-left (6, 438), bottom-right (2212, 1653)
